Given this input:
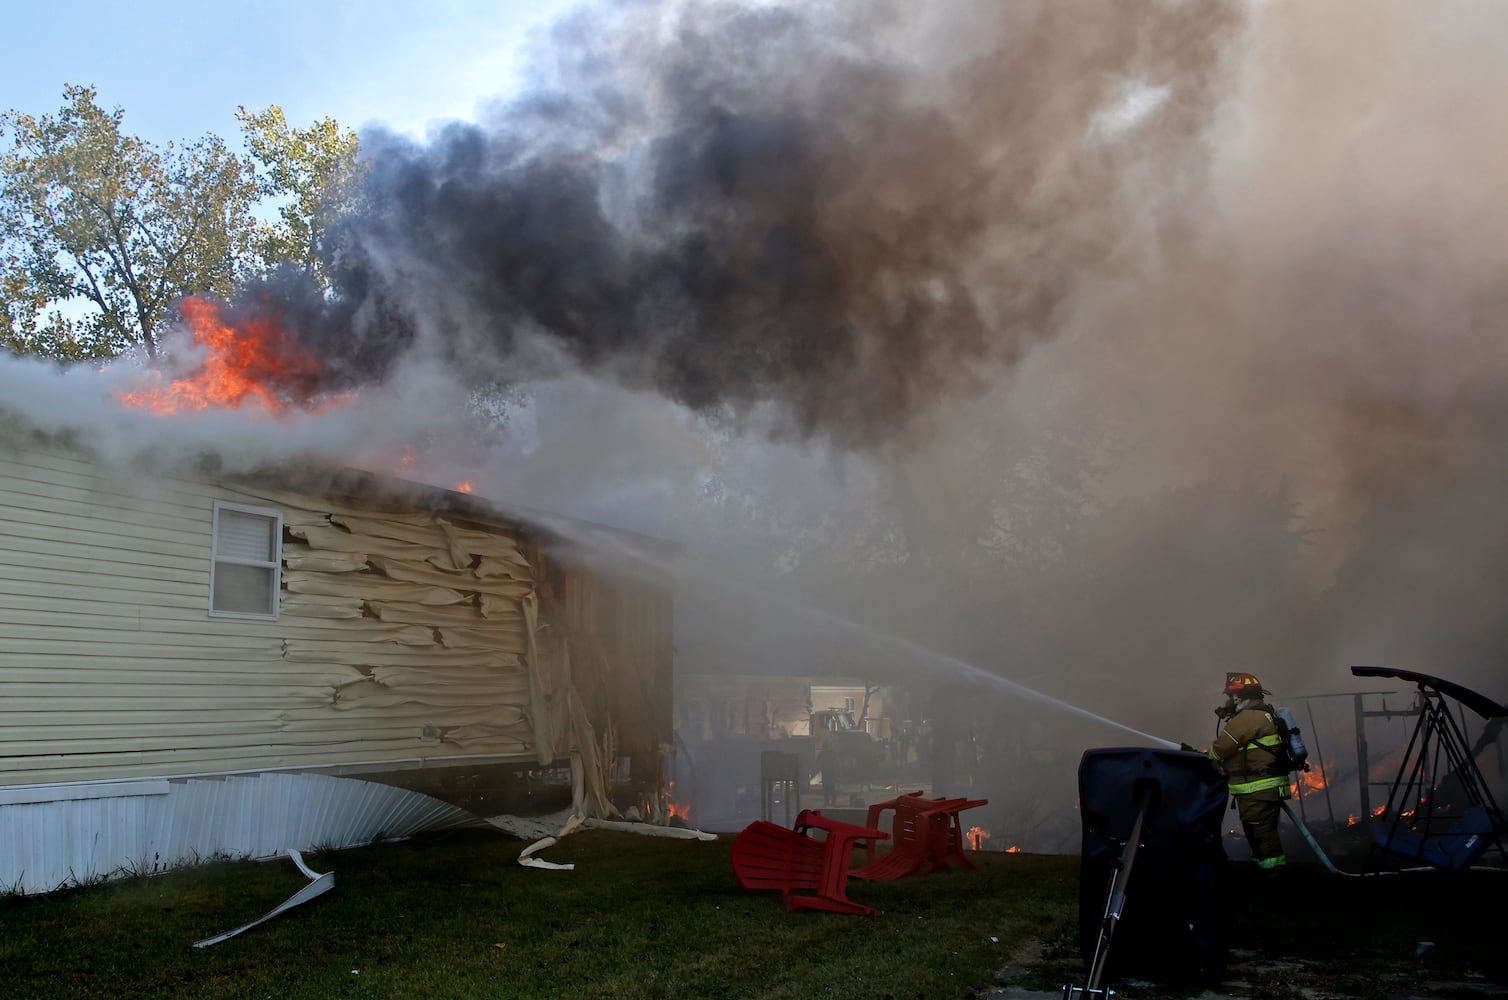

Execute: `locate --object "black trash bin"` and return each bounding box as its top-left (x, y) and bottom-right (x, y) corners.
top-left (1076, 747), bottom-right (1228, 989)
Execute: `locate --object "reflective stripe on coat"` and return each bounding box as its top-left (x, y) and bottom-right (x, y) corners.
top-left (1209, 704), bottom-right (1290, 796)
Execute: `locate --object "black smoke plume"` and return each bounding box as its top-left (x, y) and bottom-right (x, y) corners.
top-left (222, 0), bottom-right (1242, 448)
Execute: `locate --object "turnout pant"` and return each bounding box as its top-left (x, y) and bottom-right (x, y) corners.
top-left (1234, 792), bottom-right (1285, 869)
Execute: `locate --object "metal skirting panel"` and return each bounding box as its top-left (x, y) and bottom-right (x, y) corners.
top-left (0, 772), bottom-right (480, 895)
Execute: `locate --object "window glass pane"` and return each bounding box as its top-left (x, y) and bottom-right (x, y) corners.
top-left (218, 510), bottom-right (275, 561)
top-left (213, 563), bottom-right (274, 615)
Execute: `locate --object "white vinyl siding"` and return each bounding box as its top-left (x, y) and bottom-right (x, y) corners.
top-left (210, 502), bottom-right (281, 619)
top-left (0, 441), bottom-right (547, 785)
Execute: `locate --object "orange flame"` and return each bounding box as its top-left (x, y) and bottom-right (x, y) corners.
top-left (1004, 845), bottom-right (1022, 854)
top-left (1347, 813), bottom-right (1360, 827)
top-left (1299, 766), bottom-right (1328, 792)
top-left (966, 825), bottom-right (990, 850)
top-left (117, 296), bottom-right (330, 414)
top-left (1372, 804), bottom-right (1386, 818)
top-left (663, 780), bottom-right (691, 821)
top-left (455, 481), bottom-right (474, 494)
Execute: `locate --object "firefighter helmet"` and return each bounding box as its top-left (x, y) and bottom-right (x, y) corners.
top-left (1224, 672), bottom-right (1268, 698)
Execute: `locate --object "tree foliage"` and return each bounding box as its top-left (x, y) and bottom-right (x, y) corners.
top-left (0, 88), bottom-right (364, 364)
top-left (0, 85), bottom-right (260, 359)
top-left (0, 263), bottom-right (109, 362)
top-left (236, 104), bottom-right (363, 290)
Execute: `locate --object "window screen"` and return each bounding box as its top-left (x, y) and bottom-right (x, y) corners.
top-left (210, 502), bottom-right (282, 618)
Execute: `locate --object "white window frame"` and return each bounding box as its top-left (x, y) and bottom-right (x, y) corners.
top-left (209, 500), bottom-right (283, 620)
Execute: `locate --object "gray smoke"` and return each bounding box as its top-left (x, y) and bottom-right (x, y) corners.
top-left (291, 0), bottom-right (1508, 775)
top-left (432, 0), bottom-right (1508, 844)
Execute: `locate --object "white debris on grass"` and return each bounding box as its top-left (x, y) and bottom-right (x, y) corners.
top-left (485, 809), bottom-right (717, 870)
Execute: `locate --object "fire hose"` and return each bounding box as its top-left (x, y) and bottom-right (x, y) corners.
top-left (1279, 800), bottom-right (1357, 877)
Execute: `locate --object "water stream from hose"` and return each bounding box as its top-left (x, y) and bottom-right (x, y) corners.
top-left (530, 511), bottom-right (1180, 750)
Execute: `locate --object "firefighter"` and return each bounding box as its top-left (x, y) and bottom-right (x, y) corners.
top-left (1207, 672), bottom-right (1290, 871)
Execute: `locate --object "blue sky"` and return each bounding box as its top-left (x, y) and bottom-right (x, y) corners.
top-left (1, 0), bottom-right (582, 146)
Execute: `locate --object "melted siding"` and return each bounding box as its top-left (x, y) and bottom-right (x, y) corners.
top-left (0, 443), bottom-right (572, 785)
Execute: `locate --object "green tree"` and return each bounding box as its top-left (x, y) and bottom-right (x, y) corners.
top-left (0, 85), bottom-right (259, 360)
top-left (1, 263), bottom-right (98, 362)
top-left (236, 104), bottom-right (362, 289)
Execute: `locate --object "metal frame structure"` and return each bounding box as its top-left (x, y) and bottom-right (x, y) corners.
top-left (1351, 666), bottom-right (1507, 873)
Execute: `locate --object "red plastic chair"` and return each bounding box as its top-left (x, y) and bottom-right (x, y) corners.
top-left (730, 808), bottom-right (888, 916)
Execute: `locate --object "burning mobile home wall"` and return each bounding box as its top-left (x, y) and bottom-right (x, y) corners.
top-left (0, 432), bottom-right (672, 894)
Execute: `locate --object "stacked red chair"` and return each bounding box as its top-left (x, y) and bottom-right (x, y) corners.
top-left (852, 790), bottom-right (989, 881)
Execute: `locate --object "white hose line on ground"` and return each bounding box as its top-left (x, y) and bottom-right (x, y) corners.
top-left (192, 849), bottom-right (335, 947)
top-left (515, 813), bottom-right (718, 869)
top-left (584, 818), bottom-right (718, 841)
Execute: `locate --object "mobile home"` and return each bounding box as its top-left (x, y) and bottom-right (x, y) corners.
top-left (0, 430), bottom-right (672, 893)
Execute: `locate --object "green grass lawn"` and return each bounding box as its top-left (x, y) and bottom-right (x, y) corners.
top-left (0, 828), bottom-right (1078, 1000)
top-left (1, 827), bottom-right (1504, 1000)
